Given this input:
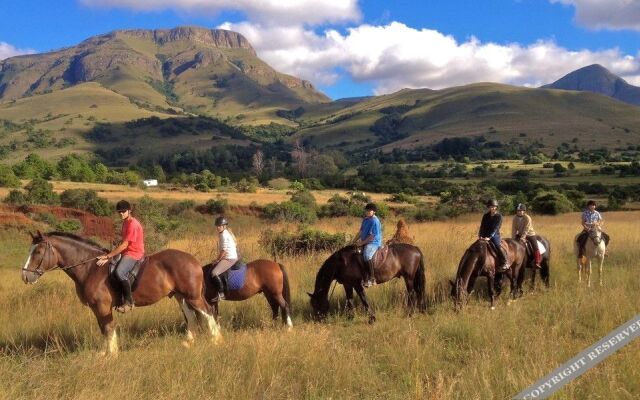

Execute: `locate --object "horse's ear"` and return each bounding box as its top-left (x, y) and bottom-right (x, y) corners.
top-left (449, 280), bottom-right (455, 288)
top-left (36, 230), bottom-right (43, 238)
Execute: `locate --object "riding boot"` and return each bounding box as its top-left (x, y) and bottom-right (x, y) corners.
top-left (534, 250), bottom-right (542, 269)
top-left (212, 273), bottom-right (225, 301)
top-left (363, 259), bottom-right (376, 288)
top-left (116, 279), bottom-right (135, 313)
top-left (498, 247), bottom-right (510, 272)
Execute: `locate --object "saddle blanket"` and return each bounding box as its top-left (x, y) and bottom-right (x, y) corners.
top-left (537, 240), bottom-right (546, 255)
top-left (226, 262), bottom-right (247, 291)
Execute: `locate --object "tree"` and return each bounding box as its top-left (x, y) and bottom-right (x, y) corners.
top-left (12, 153), bottom-right (56, 179)
top-left (252, 149), bottom-right (264, 176)
top-left (0, 165), bottom-right (21, 188)
top-left (25, 178), bottom-right (58, 205)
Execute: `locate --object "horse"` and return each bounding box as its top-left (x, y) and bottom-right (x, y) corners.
top-left (21, 231), bottom-right (221, 355)
top-left (450, 238), bottom-right (526, 310)
top-left (308, 243), bottom-right (426, 323)
top-left (520, 235), bottom-right (551, 289)
top-left (574, 226), bottom-right (606, 287)
top-left (202, 260), bottom-right (293, 329)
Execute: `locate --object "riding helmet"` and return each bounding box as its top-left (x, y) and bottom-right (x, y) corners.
top-left (486, 199), bottom-right (498, 207)
top-left (587, 200), bottom-right (597, 206)
top-left (516, 203), bottom-right (527, 211)
top-left (215, 216), bottom-right (229, 226)
top-left (364, 203), bottom-right (377, 212)
top-left (116, 200), bottom-right (131, 212)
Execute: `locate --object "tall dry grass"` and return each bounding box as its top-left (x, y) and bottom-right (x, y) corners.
top-left (1, 212), bottom-right (639, 399)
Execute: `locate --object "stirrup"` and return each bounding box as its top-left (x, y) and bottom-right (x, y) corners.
top-left (362, 278), bottom-right (376, 288)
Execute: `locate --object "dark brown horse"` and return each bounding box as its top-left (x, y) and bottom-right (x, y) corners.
top-left (308, 243), bottom-right (426, 323)
top-left (450, 238), bottom-right (526, 310)
top-left (21, 231), bottom-right (221, 355)
top-left (202, 260), bottom-right (292, 329)
top-left (521, 235), bottom-right (551, 289)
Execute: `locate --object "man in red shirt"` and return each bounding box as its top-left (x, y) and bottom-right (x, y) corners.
top-left (97, 200), bottom-right (145, 313)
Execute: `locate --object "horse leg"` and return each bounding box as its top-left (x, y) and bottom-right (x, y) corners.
top-left (598, 255), bottom-right (604, 287)
top-left (264, 292), bottom-right (280, 320)
top-left (586, 258), bottom-right (592, 288)
top-left (541, 258), bottom-right (550, 288)
top-left (354, 285), bottom-right (376, 323)
top-left (530, 266), bottom-right (537, 291)
top-left (344, 285), bottom-right (355, 319)
top-left (577, 257), bottom-right (583, 284)
top-left (185, 295), bottom-right (223, 344)
top-left (488, 274), bottom-right (496, 310)
top-left (403, 277), bottom-right (416, 315)
top-left (92, 305), bottom-right (118, 356)
top-left (175, 294), bottom-right (198, 347)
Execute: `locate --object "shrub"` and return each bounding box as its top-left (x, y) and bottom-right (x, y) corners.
top-left (531, 190), bottom-right (575, 215)
top-left (25, 178), bottom-right (58, 205)
top-left (60, 189), bottom-right (110, 216)
top-left (56, 219), bottom-right (82, 233)
top-left (267, 178), bottom-right (290, 190)
top-left (263, 201), bottom-right (317, 223)
top-left (259, 228), bottom-right (346, 256)
top-left (387, 192), bottom-right (418, 204)
top-left (168, 200), bottom-right (195, 216)
top-left (34, 212), bottom-right (58, 226)
top-left (199, 198), bottom-right (229, 214)
top-left (0, 165), bottom-right (21, 188)
top-left (4, 190), bottom-right (27, 205)
top-left (290, 190), bottom-right (317, 208)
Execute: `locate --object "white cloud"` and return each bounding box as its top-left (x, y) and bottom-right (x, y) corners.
top-left (221, 21), bottom-right (640, 94)
top-left (79, 0), bottom-right (360, 26)
top-left (551, 0), bottom-right (640, 30)
top-left (0, 42), bottom-right (35, 60)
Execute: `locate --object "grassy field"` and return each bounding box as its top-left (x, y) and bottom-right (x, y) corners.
top-left (0, 210), bottom-right (639, 399)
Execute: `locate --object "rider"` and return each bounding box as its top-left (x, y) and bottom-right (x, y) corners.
top-left (479, 199), bottom-right (509, 272)
top-left (511, 203), bottom-right (541, 268)
top-left (355, 203), bottom-right (382, 288)
top-left (97, 200), bottom-right (145, 313)
top-left (576, 200), bottom-right (609, 258)
top-left (210, 216), bottom-right (239, 301)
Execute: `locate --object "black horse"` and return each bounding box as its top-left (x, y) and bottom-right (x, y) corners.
top-left (450, 238), bottom-right (527, 310)
top-left (308, 243), bottom-right (426, 323)
top-left (520, 235), bottom-right (551, 289)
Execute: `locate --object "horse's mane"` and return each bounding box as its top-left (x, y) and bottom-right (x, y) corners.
top-left (46, 232), bottom-right (109, 252)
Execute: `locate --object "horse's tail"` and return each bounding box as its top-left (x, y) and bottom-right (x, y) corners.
top-left (414, 252), bottom-right (427, 312)
top-left (278, 263), bottom-right (291, 310)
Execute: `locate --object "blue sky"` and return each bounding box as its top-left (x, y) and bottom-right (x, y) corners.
top-left (1, 0), bottom-right (639, 99)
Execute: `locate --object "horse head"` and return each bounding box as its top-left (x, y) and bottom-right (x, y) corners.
top-left (588, 225), bottom-right (602, 244)
top-left (450, 240), bottom-right (487, 309)
top-left (307, 291), bottom-right (329, 321)
top-left (22, 231), bottom-right (61, 284)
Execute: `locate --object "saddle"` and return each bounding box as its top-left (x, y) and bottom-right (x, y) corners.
top-left (485, 240), bottom-right (511, 266)
top-left (108, 255), bottom-right (147, 300)
top-left (357, 245), bottom-right (390, 270)
top-left (205, 260), bottom-right (247, 294)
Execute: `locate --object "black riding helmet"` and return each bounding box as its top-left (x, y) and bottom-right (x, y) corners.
top-left (215, 216), bottom-right (229, 226)
top-left (486, 199), bottom-right (498, 207)
top-left (364, 203), bottom-right (377, 212)
top-left (516, 203), bottom-right (527, 211)
top-left (116, 200), bottom-right (131, 212)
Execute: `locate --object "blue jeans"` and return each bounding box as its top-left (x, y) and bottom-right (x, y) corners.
top-left (115, 255), bottom-right (137, 281)
top-left (363, 244), bottom-right (380, 261)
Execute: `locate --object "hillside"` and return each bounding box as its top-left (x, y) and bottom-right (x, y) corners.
top-left (542, 64), bottom-right (640, 106)
top-left (292, 83), bottom-right (640, 153)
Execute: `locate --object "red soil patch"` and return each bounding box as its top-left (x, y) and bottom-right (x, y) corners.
top-left (0, 205), bottom-right (115, 241)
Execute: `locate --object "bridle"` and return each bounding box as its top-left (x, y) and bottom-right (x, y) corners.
top-left (22, 240), bottom-right (99, 277)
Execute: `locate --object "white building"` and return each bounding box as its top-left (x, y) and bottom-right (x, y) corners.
top-left (143, 179), bottom-right (158, 187)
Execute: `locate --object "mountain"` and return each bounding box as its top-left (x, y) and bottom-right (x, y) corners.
top-left (542, 64), bottom-right (640, 106)
top-left (0, 26), bottom-right (329, 121)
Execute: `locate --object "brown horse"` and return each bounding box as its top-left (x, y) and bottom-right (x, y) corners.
top-left (450, 238), bottom-right (526, 310)
top-left (520, 235), bottom-right (551, 289)
top-left (308, 243), bottom-right (426, 323)
top-left (21, 231), bottom-right (221, 355)
top-left (202, 260), bottom-right (292, 329)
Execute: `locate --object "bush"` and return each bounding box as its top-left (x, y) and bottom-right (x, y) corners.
top-left (0, 165), bottom-right (21, 188)
top-left (60, 189), bottom-right (110, 216)
top-left (168, 200), bottom-right (195, 216)
top-left (531, 190), bottom-right (575, 215)
top-left (267, 178), bottom-right (290, 190)
top-left (263, 201), bottom-right (317, 223)
top-left (290, 190), bottom-right (316, 208)
top-left (259, 228), bottom-right (346, 256)
top-left (56, 218), bottom-right (82, 233)
top-left (386, 192), bottom-right (418, 204)
top-left (25, 178), bottom-right (58, 205)
top-left (4, 190), bottom-right (27, 205)
top-left (199, 198), bottom-right (229, 214)
top-left (34, 212), bottom-right (58, 226)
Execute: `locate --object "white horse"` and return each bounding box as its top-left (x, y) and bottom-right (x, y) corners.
top-left (574, 225), bottom-right (606, 287)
